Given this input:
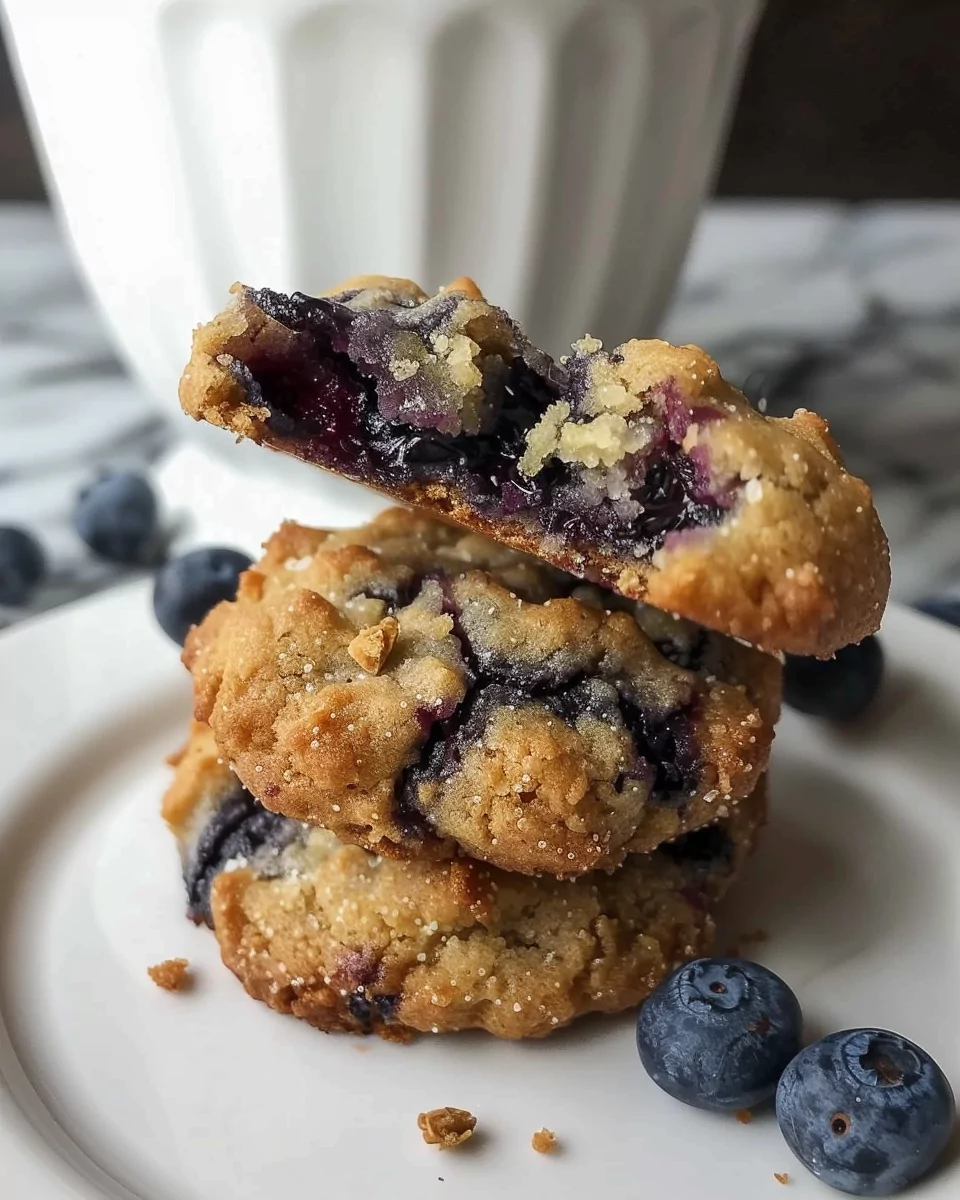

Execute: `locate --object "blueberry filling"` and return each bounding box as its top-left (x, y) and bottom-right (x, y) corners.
top-left (344, 578), bottom-right (419, 613)
top-left (398, 665), bottom-right (701, 831)
top-left (185, 784), bottom-right (301, 924)
top-left (617, 696), bottom-right (700, 806)
top-left (536, 445), bottom-right (725, 559)
top-left (227, 288), bottom-right (731, 561)
top-left (395, 577), bottom-right (702, 826)
top-left (346, 992), bottom-right (402, 1027)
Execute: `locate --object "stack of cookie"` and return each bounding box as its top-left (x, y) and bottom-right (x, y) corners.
top-left (163, 277), bottom-right (889, 1040)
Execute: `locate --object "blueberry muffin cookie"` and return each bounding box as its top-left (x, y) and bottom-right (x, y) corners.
top-left (164, 723), bottom-right (767, 1039)
top-left (179, 277), bottom-right (888, 657)
top-left (185, 510), bottom-right (778, 877)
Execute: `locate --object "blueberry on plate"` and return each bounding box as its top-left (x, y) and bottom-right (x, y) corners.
top-left (75, 471), bottom-right (160, 565)
top-left (916, 598), bottom-right (960, 630)
top-left (636, 957), bottom-right (803, 1111)
top-left (153, 546), bottom-right (253, 645)
top-left (783, 635), bottom-right (884, 722)
top-left (777, 1028), bottom-right (956, 1196)
top-left (0, 527), bottom-right (47, 606)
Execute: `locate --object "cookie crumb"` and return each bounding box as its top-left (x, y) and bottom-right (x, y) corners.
top-left (774, 1172), bottom-right (790, 1185)
top-left (531, 1128), bottom-right (557, 1153)
top-left (735, 1108), bottom-right (754, 1125)
top-left (418, 1107), bottom-right (477, 1149)
top-left (147, 958), bottom-right (190, 991)
top-left (348, 616), bottom-right (399, 674)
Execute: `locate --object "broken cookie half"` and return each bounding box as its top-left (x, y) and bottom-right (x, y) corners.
top-left (180, 276), bottom-right (889, 657)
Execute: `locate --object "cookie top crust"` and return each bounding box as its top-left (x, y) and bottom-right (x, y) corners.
top-left (179, 277), bottom-right (889, 656)
top-left (165, 723), bottom-right (767, 1039)
top-left (184, 510), bottom-right (778, 877)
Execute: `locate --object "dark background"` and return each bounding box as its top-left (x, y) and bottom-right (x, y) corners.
top-left (2, 0), bottom-right (959, 202)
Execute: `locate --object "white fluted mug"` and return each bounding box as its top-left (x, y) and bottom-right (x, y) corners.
top-left (5, 0), bottom-right (762, 495)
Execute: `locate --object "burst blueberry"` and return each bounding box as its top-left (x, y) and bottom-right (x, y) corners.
top-left (783, 635), bottom-right (884, 722)
top-left (776, 1028), bottom-right (956, 1196)
top-left (0, 527), bottom-right (46, 606)
top-left (153, 546), bottom-right (252, 645)
top-left (183, 782), bottom-right (299, 924)
top-left (75, 471), bottom-right (160, 564)
top-left (636, 957), bottom-right (802, 1111)
top-left (238, 287), bottom-right (728, 559)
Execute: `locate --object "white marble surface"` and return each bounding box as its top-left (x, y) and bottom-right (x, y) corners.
top-left (1, 200), bottom-right (959, 630)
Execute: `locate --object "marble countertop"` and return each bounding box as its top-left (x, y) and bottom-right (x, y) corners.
top-left (1, 200), bottom-right (959, 631)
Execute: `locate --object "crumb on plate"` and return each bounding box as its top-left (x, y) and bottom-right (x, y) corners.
top-left (147, 958), bottom-right (190, 991)
top-left (418, 1107), bottom-right (477, 1149)
top-left (735, 1108), bottom-right (754, 1125)
top-left (774, 1172), bottom-right (790, 1185)
top-left (531, 1128), bottom-right (558, 1153)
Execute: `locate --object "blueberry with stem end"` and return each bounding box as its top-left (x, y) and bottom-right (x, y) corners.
top-left (0, 527), bottom-right (47, 606)
top-left (776, 1028), bottom-right (956, 1195)
top-left (636, 957), bottom-right (803, 1111)
top-left (153, 546), bottom-right (253, 645)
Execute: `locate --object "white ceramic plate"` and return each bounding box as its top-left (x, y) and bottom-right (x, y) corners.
top-left (1, 588), bottom-right (958, 1200)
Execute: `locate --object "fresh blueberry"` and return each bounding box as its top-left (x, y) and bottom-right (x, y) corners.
top-left (783, 635), bottom-right (884, 722)
top-left (916, 598), bottom-right (960, 629)
top-left (74, 471), bottom-right (160, 564)
top-left (153, 546), bottom-right (252, 645)
top-left (777, 1029), bottom-right (956, 1196)
top-left (636, 957), bottom-right (803, 1111)
top-left (0, 527), bottom-right (47, 606)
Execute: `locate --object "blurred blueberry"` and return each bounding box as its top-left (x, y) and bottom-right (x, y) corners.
top-left (153, 546), bottom-right (252, 645)
top-left (75, 471), bottom-right (160, 565)
top-left (916, 598), bottom-right (960, 630)
top-left (777, 1028), bottom-right (955, 1195)
top-left (0, 527), bottom-right (47, 606)
top-left (783, 636), bottom-right (884, 722)
top-left (636, 958), bottom-right (803, 1112)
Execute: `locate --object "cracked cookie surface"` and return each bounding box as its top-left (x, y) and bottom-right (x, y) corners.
top-left (179, 276), bottom-right (888, 656)
top-left (164, 723), bottom-right (767, 1039)
top-left (184, 511), bottom-right (779, 877)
